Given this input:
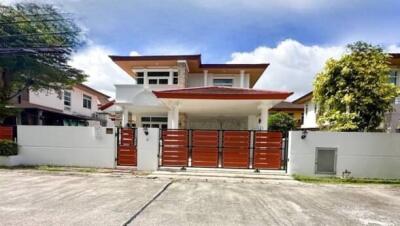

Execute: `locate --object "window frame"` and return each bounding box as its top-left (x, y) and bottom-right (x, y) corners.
top-left (134, 70), bottom-right (178, 86)
top-left (64, 91), bottom-right (71, 107)
top-left (212, 77), bottom-right (234, 87)
top-left (141, 116), bottom-right (168, 129)
top-left (83, 94), bottom-right (92, 109)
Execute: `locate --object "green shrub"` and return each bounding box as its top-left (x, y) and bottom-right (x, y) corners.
top-left (0, 140), bottom-right (18, 156)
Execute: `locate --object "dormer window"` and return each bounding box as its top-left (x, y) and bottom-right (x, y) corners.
top-left (136, 71), bottom-right (178, 85)
top-left (213, 78), bottom-right (233, 87)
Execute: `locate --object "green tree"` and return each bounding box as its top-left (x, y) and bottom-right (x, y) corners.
top-left (268, 112), bottom-right (296, 134)
top-left (0, 3), bottom-right (86, 122)
top-left (314, 41), bottom-right (400, 131)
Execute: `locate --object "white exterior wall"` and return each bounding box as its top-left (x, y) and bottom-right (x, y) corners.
top-left (187, 73), bottom-right (250, 88)
top-left (288, 131), bottom-right (400, 179)
top-left (137, 128), bottom-right (159, 171)
top-left (29, 87), bottom-right (102, 117)
top-left (301, 101), bottom-right (318, 129)
top-left (13, 126), bottom-right (116, 168)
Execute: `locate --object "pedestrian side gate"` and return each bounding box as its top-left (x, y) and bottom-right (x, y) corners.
top-left (116, 128), bottom-right (137, 166)
top-left (160, 129), bottom-right (286, 170)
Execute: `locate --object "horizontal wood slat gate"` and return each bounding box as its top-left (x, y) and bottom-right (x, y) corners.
top-left (0, 127), bottom-right (14, 141)
top-left (117, 128), bottom-right (137, 166)
top-left (160, 129), bottom-right (285, 170)
top-left (222, 131), bottom-right (250, 168)
top-left (253, 131), bottom-right (282, 169)
top-left (191, 130), bottom-right (219, 167)
top-left (161, 130), bottom-right (188, 167)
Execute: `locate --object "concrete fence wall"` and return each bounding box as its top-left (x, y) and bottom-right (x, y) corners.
top-left (4, 126), bottom-right (116, 168)
top-left (287, 131), bottom-right (400, 179)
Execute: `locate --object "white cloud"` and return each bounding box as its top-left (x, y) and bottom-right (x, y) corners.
top-left (69, 45), bottom-right (135, 98)
top-left (129, 51), bottom-right (140, 56)
top-left (228, 39), bottom-right (344, 100)
top-left (387, 45), bottom-right (400, 53)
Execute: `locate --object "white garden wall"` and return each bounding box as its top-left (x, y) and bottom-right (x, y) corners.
top-left (288, 131), bottom-right (400, 179)
top-left (14, 126), bottom-right (116, 168)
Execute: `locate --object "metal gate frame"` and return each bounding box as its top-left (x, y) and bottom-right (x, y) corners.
top-left (160, 129), bottom-right (288, 170)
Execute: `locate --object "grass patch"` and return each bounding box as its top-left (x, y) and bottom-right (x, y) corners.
top-left (293, 174), bottom-right (400, 185)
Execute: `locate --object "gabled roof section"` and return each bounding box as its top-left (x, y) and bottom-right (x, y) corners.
top-left (270, 101), bottom-right (304, 111)
top-left (153, 86), bottom-right (292, 100)
top-left (389, 53), bottom-right (400, 66)
top-left (109, 54), bottom-right (269, 87)
top-left (292, 91), bottom-right (313, 104)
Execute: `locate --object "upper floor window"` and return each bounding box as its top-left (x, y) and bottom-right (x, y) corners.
top-left (83, 94), bottom-right (92, 109)
top-left (64, 91), bottom-right (71, 106)
top-left (136, 71), bottom-right (178, 85)
top-left (213, 78), bottom-right (233, 87)
top-left (389, 71), bottom-right (398, 85)
top-left (141, 116), bottom-right (168, 129)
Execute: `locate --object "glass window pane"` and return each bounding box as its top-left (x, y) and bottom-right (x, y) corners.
top-left (151, 117), bottom-right (167, 122)
top-left (173, 78), bottom-right (178, 84)
top-left (149, 79), bottom-right (157, 84)
top-left (137, 72), bottom-right (144, 77)
top-left (141, 117), bottom-right (151, 122)
top-left (213, 78), bottom-right (233, 87)
top-left (173, 72), bottom-right (178, 77)
top-left (137, 78), bottom-right (144, 84)
top-left (148, 72), bottom-right (169, 77)
top-left (159, 79), bottom-right (168, 84)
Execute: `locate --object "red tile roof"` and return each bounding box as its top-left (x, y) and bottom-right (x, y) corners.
top-left (99, 100), bottom-right (115, 110)
top-left (153, 86), bottom-right (293, 100)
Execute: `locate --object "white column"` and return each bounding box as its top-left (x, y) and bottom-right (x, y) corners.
top-left (258, 104), bottom-right (270, 130)
top-left (168, 69), bottom-right (173, 85)
top-left (247, 115), bottom-right (257, 130)
top-left (143, 69), bottom-right (149, 89)
top-left (240, 70), bottom-right (245, 88)
top-left (167, 103), bottom-right (180, 129)
top-left (203, 70), bottom-right (208, 87)
top-left (121, 108), bottom-right (129, 128)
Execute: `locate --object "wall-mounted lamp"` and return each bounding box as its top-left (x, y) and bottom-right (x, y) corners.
top-left (301, 130), bottom-right (308, 139)
top-left (143, 127), bottom-right (149, 136)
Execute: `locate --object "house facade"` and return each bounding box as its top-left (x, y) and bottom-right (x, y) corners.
top-left (107, 54), bottom-right (293, 130)
top-left (4, 84), bottom-right (111, 126)
top-left (295, 53), bottom-right (400, 132)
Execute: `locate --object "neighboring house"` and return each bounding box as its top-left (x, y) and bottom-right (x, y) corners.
top-left (269, 101), bottom-right (304, 128)
top-left (105, 54), bottom-right (293, 130)
top-left (292, 92), bottom-right (318, 129)
top-left (294, 53), bottom-right (400, 132)
top-left (4, 84), bottom-right (111, 126)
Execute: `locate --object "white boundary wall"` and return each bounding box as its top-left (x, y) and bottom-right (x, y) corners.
top-left (288, 131), bottom-right (400, 179)
top-left (10, 126), bottom-right (116, 168)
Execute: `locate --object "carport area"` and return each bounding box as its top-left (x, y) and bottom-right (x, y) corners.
top-left (1, 169), bottom-right (400, 226)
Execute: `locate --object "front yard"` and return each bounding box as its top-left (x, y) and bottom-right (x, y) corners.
top-left (1, 169), bottom-right (400, 225)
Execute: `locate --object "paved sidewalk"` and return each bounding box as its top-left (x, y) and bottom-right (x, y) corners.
top-left (1, 169), bottom-right (400, 226)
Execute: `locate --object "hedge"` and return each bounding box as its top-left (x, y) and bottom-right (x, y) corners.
top-left (0, 140), bottom-right (18, 156)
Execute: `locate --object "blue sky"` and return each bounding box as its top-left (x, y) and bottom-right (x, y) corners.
top-left (5, 0), bottom-right (400, 98)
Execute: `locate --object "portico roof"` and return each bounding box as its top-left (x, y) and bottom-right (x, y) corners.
top-left (153, 86), bottom-right (293, 100)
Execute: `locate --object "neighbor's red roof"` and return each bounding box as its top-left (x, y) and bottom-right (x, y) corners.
top-left (153, 86), bottom-right (293, 100)
top-left (99, 100), bottom-right (115, 110)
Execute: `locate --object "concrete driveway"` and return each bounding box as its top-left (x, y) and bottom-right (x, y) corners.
top-left (1, 169), bottom-right (400, 226)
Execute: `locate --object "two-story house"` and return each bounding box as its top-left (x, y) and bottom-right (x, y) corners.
top-left (105, 54), bottom-right (293, 130)
top-left (4, 84), bottom-right (111, 126)
top-left (295, 53), bottom-right (400, 132)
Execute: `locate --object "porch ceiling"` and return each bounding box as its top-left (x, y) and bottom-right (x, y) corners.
top-left (161, 99), bottom-right (282, 117)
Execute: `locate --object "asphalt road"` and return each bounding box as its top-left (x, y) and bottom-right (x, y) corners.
top-left (1, 169), bottom-right (400, 226)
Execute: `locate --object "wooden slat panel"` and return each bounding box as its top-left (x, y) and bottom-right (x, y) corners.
top-left (0, 127), bottom-right (13, 140)
top-left (117, 129), bottom-right (137, 166)
top-left (162, 130), bottom-right (188, 167)
top-left (222, 131), bottom-right (250, 169)
top-left (253, 131), bottom-right (282, 169)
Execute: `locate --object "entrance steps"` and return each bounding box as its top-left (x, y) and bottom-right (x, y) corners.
top-left (149, 167), bottom-right (293, 181)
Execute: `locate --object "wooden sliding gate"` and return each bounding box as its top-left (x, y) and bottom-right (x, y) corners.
top-left (116, 128), bottom-right (137, 166)
top-left (160, 129), bottom-right (286, 170)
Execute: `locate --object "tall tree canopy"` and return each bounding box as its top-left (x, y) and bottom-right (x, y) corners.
top-left (314, 41), bottom-right (400, 131)
top-left (0, 3), bottom-right (86, 120)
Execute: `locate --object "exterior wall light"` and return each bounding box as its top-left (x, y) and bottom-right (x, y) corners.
top-left (301, 130), bottom-right (308, 139)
